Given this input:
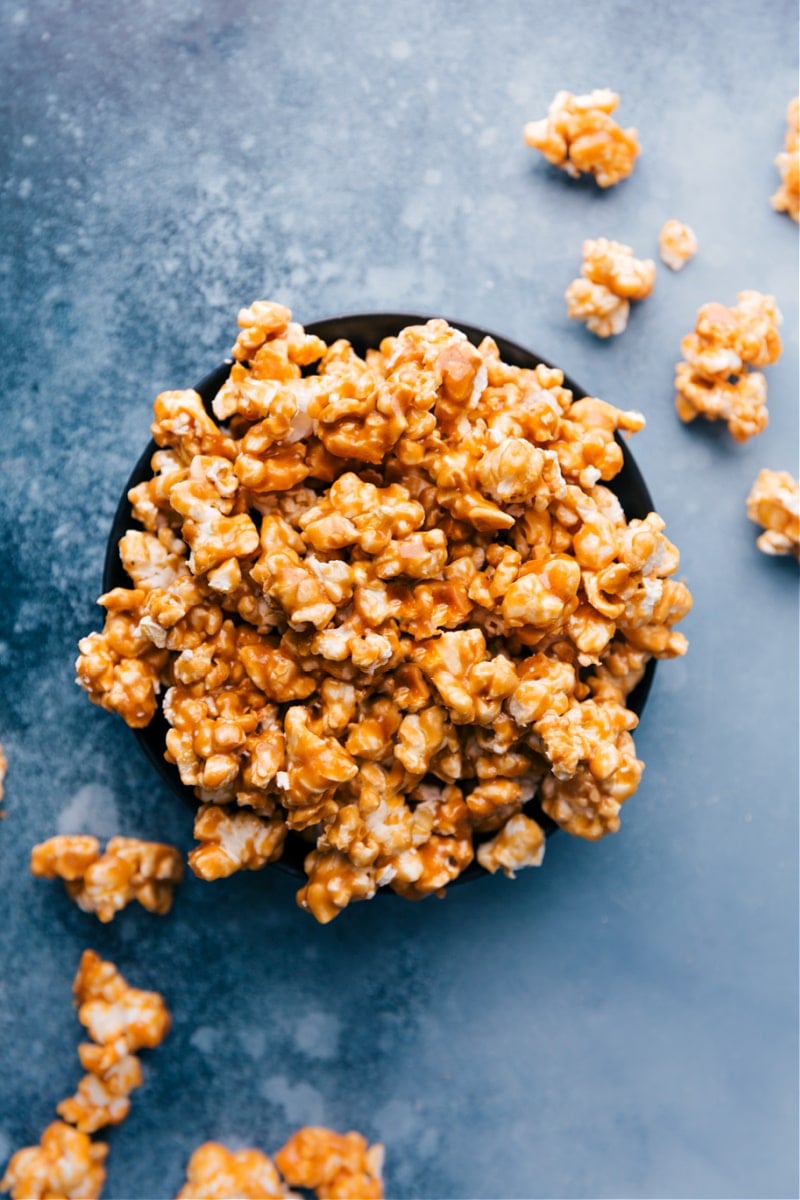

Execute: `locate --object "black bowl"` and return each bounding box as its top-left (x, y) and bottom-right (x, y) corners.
top-left (103, 313), bottom-right (656, 881)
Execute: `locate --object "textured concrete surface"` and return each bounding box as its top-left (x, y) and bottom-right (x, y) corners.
top-left (0, 1), bottom-right (797, 1197)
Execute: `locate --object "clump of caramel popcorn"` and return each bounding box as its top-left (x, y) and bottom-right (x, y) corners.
top-left (523, 89), bottom-right (640, 187)
top-left (771, 98), bottom-right (799, 221)
top-left (177, 1128), bottom-right (384, 1200)
top-left (658, 220), bottom-right (698, 271)
top-left (675, 291), bottom-right (783, 441)
top-left (30, 835), bottom-right (184, 922)
top-left (0, 1122), bottom-right (108, 1200)
top-left (566, 238), bottom-right (656, 337)
top-left (78, 302), bottom-right (693, 920)
top-left (746, 469), bottom-right (800, 559)
top-left (56, 950), bottom-right (170, 1133)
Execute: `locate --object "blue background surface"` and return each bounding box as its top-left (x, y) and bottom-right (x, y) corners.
top-left (0, 2), bottom-right (797, 1197)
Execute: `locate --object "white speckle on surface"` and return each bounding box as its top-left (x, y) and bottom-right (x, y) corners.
top-left (423, 168), bottom-right (442, 186)
top-left (189, 1026), bottom-right (218, 1055)
top-left (389, 39), bottom-right (412, 61)
top-left (292, 1011), bottom-right (340, 1061)
top-left (11, 8), bottom-right (27, 26)
top-left (373, 1097), bottom-right (419, 1141)
top-left (57, 783), bottom-right (119, 838)
top-left (236, 1026), bottom-right (267, 1061)
top-left (18, 178), bottom-right (32, 199)
top-left (259, 1075), bottom-right (326, 1125)
top-left (478, 127), bottom-right (498, 148)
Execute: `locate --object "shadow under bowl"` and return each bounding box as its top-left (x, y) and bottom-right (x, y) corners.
top-left (103, 313), bottom-right (656, 882)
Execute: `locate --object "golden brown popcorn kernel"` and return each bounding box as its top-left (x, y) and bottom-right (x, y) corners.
top-left (57, 1053), bottom-right (142, 1133)
top-left (675, 292), bottom-right (782, 440)
top-left (275, 1126), bottom-right (384, 1200)
top-left (152, 389), bottom-right (236, 463)
top-left (476, 813), bottom-right (546, 876)
top-left (76, 589), bottom-right (169, 728)
top-left (73, 949), bottom-right (171, 1062)
top-left (746, 469), bottom-right (800, 558)
top-left (189, 804), bottom-right (287, 880)
top-left (566, 239), bottom-right (655, 338)
top-left (31, 836), bottom-right (183, 922)
top-left (176, 1141), bottom-right (291, 1199)
top-left (0, 1121), bottom-right (108, 1200)
top-left (524, 88), bottom-right (639, 187)
top-left (658, 220), bottom-right (698, 271)
top-left (771, 97), bottom-right (799, 221)
top-left (296, 849), bottom-right (377, 923)
top-left (541, 731), bottom-right (643, 839)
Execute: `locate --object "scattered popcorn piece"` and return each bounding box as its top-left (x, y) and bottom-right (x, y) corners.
top-left (771, 98), bottom-right (799, 221)
top-left (476, 813), bottom-right (546, 877)
top-left (275, 1127), bottom-right (384, 1200)
top-left (53, 951), bottom-right (170, 1135)
top-left (566, 239), bottom-right (655, 337)
top-left (746, 469), bottom-right (800, 558)
top-left (524, 89), bottom-right (639, 187)
top-left (658, 220), bottom-right (698, 271)
top-left (79, 302), bottom-right (693, 919)
top-left (176, 1142), bottom-right (292, 1199)
top-left (675, 291), bottom-right (782, 440)
top-left (31, 835), bottom-right (184, 922)
top-left (0, 1122), bottom-right (108, 1200)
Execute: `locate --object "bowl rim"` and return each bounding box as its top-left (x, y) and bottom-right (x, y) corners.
top-left (101, 311), bottom-right (657, 883)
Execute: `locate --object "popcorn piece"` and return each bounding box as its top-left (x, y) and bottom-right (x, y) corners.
top-left (771, 98), bottom-right (799, 221)
top-left (566, 239), bottom-right (655, 338)
top-left (275, 1126), bottom-right (384, 1200)
top-left (675, 292), bottom-right (782, 440)
top-left (80, 301), bottom-right (693, 918)
top-left (476, 813), bottom-right (546, 877)
top-left (0, 1122), bottom-right (107, 1200)
top-left (57, 1053), bottom-right (143, 1133)
top-left (658, 220), bottom-right (698, 271)
top-left (746, 469), bottom-right (800, 558)
top-left (31, 835), bottom-right (184, 922)
top-left (524, 89), bottom-right (639, 187)
top-left (51, 951), bottom-right (170, 1136)
top-left (72, 949), bottom-right (171, 1066)
top-left (176, 1142), bottom-right (291, 1199)
top-left (189, 804), bottom-right (287, 880)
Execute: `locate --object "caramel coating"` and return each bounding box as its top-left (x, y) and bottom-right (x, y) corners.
top-left (176, 1129), bottom-right (384, 1200)
top-left (524, 88), bottom-right (639, 187)
top-left (675, 291), bottom-right (782, 441)
top-left (77, 303), bottom-right (692, 919)
top-left (53, 950), bottom-right (171, 1134)
top-left (31, 835), bottom-right (183, 922)
top-left (658, 220), bottom-right (698, 271)
top-left (0, 1122), bottom-right (108, 1200)
top-left (771, 98), bottom-right (799, 221)
top-left (566, 239), bottom-right (655, 338)
top-left (746, 469), bottom-right (800, 559)
top-left (275, 1127), bottom-right (384, 1199)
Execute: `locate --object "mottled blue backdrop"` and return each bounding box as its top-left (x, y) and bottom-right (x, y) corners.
top-left (0, 1), bottom-right (797, 1197)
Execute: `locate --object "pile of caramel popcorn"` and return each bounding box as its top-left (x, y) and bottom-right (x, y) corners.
top-left (75, 302), bottom-right (692, 923)
top-left (746, 469), bottom-right (800, 559)
top-left (674, 291), bottom-right (783, 441)
top-left (31, 836), bottom-right (184, 922)
top-left (565, 238), bottom-right (656, 338)
top-left (178, 1128), bottom-right (384, 1200)
top-left (771, 97), bottom-right (799, 221)
top-left (658, 220), bottom-right (698, 272)
top-left (523, 89), bottom-right (640, 188)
